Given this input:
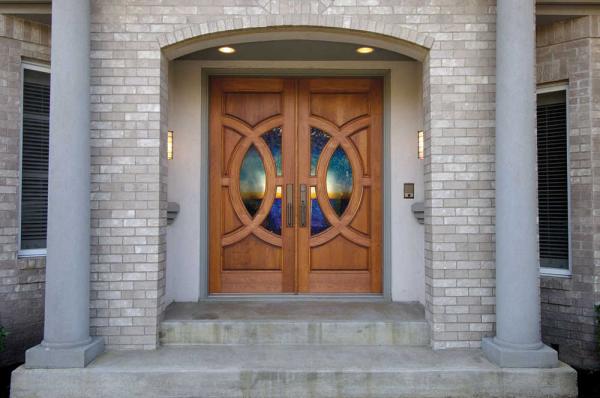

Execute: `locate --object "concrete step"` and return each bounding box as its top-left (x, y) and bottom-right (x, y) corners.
top-left (11, 345), bottom-right (577, 398)
top-left (160, 301), bottom-right (430, 346)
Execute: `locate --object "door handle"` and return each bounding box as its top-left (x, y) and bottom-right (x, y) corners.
top-left (300, 184), bottom-right (307, 227)
top-left (286, 184), bottom-right (294, 227)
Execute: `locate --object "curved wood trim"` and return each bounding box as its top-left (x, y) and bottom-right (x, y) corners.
top-left (310, 123), bottom-right (366, 248)
top-left (308, 114), bottom-right (370, 140)
top-left (310, 223), bottom-right (371, 248)
top-left (221, 116), bottom-right (255, 137)
top-left (224, 129), bottom-right (282, 247)
top-left (340, 115), bottom-right (371, 134)
top-left (340, 228), bottom-right (371, 248)
top-left (307, 117), bottom-right (339, 139)
top-left (222, 115), bottom-right (283, 139)
top-left (254, 116), bottom-right (285, 137)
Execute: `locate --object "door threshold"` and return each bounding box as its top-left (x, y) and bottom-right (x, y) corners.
top-left (204, 294), bottom-right (388, 302)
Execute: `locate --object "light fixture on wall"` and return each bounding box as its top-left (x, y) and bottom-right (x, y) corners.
top-left (168, 131), bottom-right (174, 160)
top-left (356, 46), bottom-right (374, 54)
top-left (417, 130), bottom-right (424, 160)
top-left (218, 46), bottom-right (236, 54)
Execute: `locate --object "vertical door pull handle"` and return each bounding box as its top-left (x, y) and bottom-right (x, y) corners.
top-left (286, 184), bottom-right (294, 227)
top-left (300, 184), bottom-right (307, 227)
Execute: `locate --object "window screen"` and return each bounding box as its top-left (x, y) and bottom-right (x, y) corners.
top-left (536, 90), bottom-right (569, 269)
top-left (20, 68), bottom-right (50, 251)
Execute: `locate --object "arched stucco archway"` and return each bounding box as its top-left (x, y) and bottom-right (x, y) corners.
top-left (158, 15), bottom-right (434, 61)
top-left (159, 15), bottom-right (433, 341)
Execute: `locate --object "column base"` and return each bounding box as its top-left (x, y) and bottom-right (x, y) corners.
top-left (482, 337), bottom-right (558, 368)
top-left (25, 337), bottom-right (104, 369)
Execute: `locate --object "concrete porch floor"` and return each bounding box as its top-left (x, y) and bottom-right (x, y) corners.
top-left (11, 302), bottom-right (578, 397)
top-left (11, 345), bottom-right (577, 398)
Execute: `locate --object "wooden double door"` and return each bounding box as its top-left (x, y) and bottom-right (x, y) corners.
top-left (209, 77), bottom-right (382, 294)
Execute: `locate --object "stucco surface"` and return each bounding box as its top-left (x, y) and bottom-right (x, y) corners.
top-left (165, 59), bottom-right (425, 304)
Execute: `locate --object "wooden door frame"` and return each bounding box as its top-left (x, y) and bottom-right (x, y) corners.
top-left (198, 68), bottom-right (392, 300)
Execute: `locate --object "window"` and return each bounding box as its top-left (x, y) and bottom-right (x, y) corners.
top-left (19, 65), bottom-right (50, 255)
top-left (537, 87), bottom-right (570, 274)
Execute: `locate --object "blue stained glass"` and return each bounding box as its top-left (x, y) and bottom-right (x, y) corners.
top-left (327, 146), bottom-right (353, 217)
top-left (262, 127), bottom-right (282, 176)
top-left (310, 128), bottom-right (330, 176)
top-left (262, 186), bottom-right (282, 235)
top-left (239, 145), bottom-right (265, 217)
top-left (310, 187), bottom-right (330, 235)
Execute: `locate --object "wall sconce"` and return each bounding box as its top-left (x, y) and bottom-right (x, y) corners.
top-left (417, 130), bottom-right (424, 160)
top-left (167, 130), bottom-right (174, 160)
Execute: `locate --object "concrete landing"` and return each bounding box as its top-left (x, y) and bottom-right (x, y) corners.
top-left (11, 345), bottom-right (577, 398)
top-left (160, 301), bottom-right (430, 346)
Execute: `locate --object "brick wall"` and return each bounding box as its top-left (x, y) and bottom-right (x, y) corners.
top-left (422, 6), bottom-right (496, 349)
top-left (0, 15), bottom-right (50, 366)
top-left (536, 16), bottom-right (600, 369)
top-left (89, 0), bottom-right (497, 350)
top-left (3, 2), bottom-right (597, 366)
top-left (593, 34), bottom-right (600, 368)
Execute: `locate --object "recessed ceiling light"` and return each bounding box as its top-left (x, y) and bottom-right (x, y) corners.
top-left (356, 47), bottom-right (374, 54)
top-left (218, 46), bottom-right (236, 54)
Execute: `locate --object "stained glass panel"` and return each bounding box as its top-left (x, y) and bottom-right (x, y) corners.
top-left (327, 146), bottom-right (352, 217)
top-left (262, 186), bottom-right (282, 235)
top-left (310, 186), bottom-right (330, 235)
top-left (239, 145), bottom-right (265, 217)
top-left (310, 128), bottom-right (330, 176)
top-left (262, 127), bottom-right (282, 176)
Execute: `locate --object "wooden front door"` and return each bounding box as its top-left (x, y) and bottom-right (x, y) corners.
top-left (209, 77), bottom-right (382, 294)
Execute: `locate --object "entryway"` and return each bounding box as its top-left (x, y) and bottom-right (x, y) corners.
top-left (209, 77), bottom-right (383, 294)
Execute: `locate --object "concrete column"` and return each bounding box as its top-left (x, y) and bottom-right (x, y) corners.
top-left (25, 0), bottom-right (104, 368)
top-left (481, 0), bottom-right (557, 368)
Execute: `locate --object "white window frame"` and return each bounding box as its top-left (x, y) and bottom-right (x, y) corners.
top-left (18, 61), bottom-right (50, 258)
top-left (537, 83), bottom-right (571, 277)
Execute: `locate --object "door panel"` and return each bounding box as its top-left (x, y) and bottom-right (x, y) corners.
top-left (209, 77), bottom-right (382, 294)
top-left (297, 78), bottom-right (382, 293)
top-left (209, 78), bottom-right (296, 293)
